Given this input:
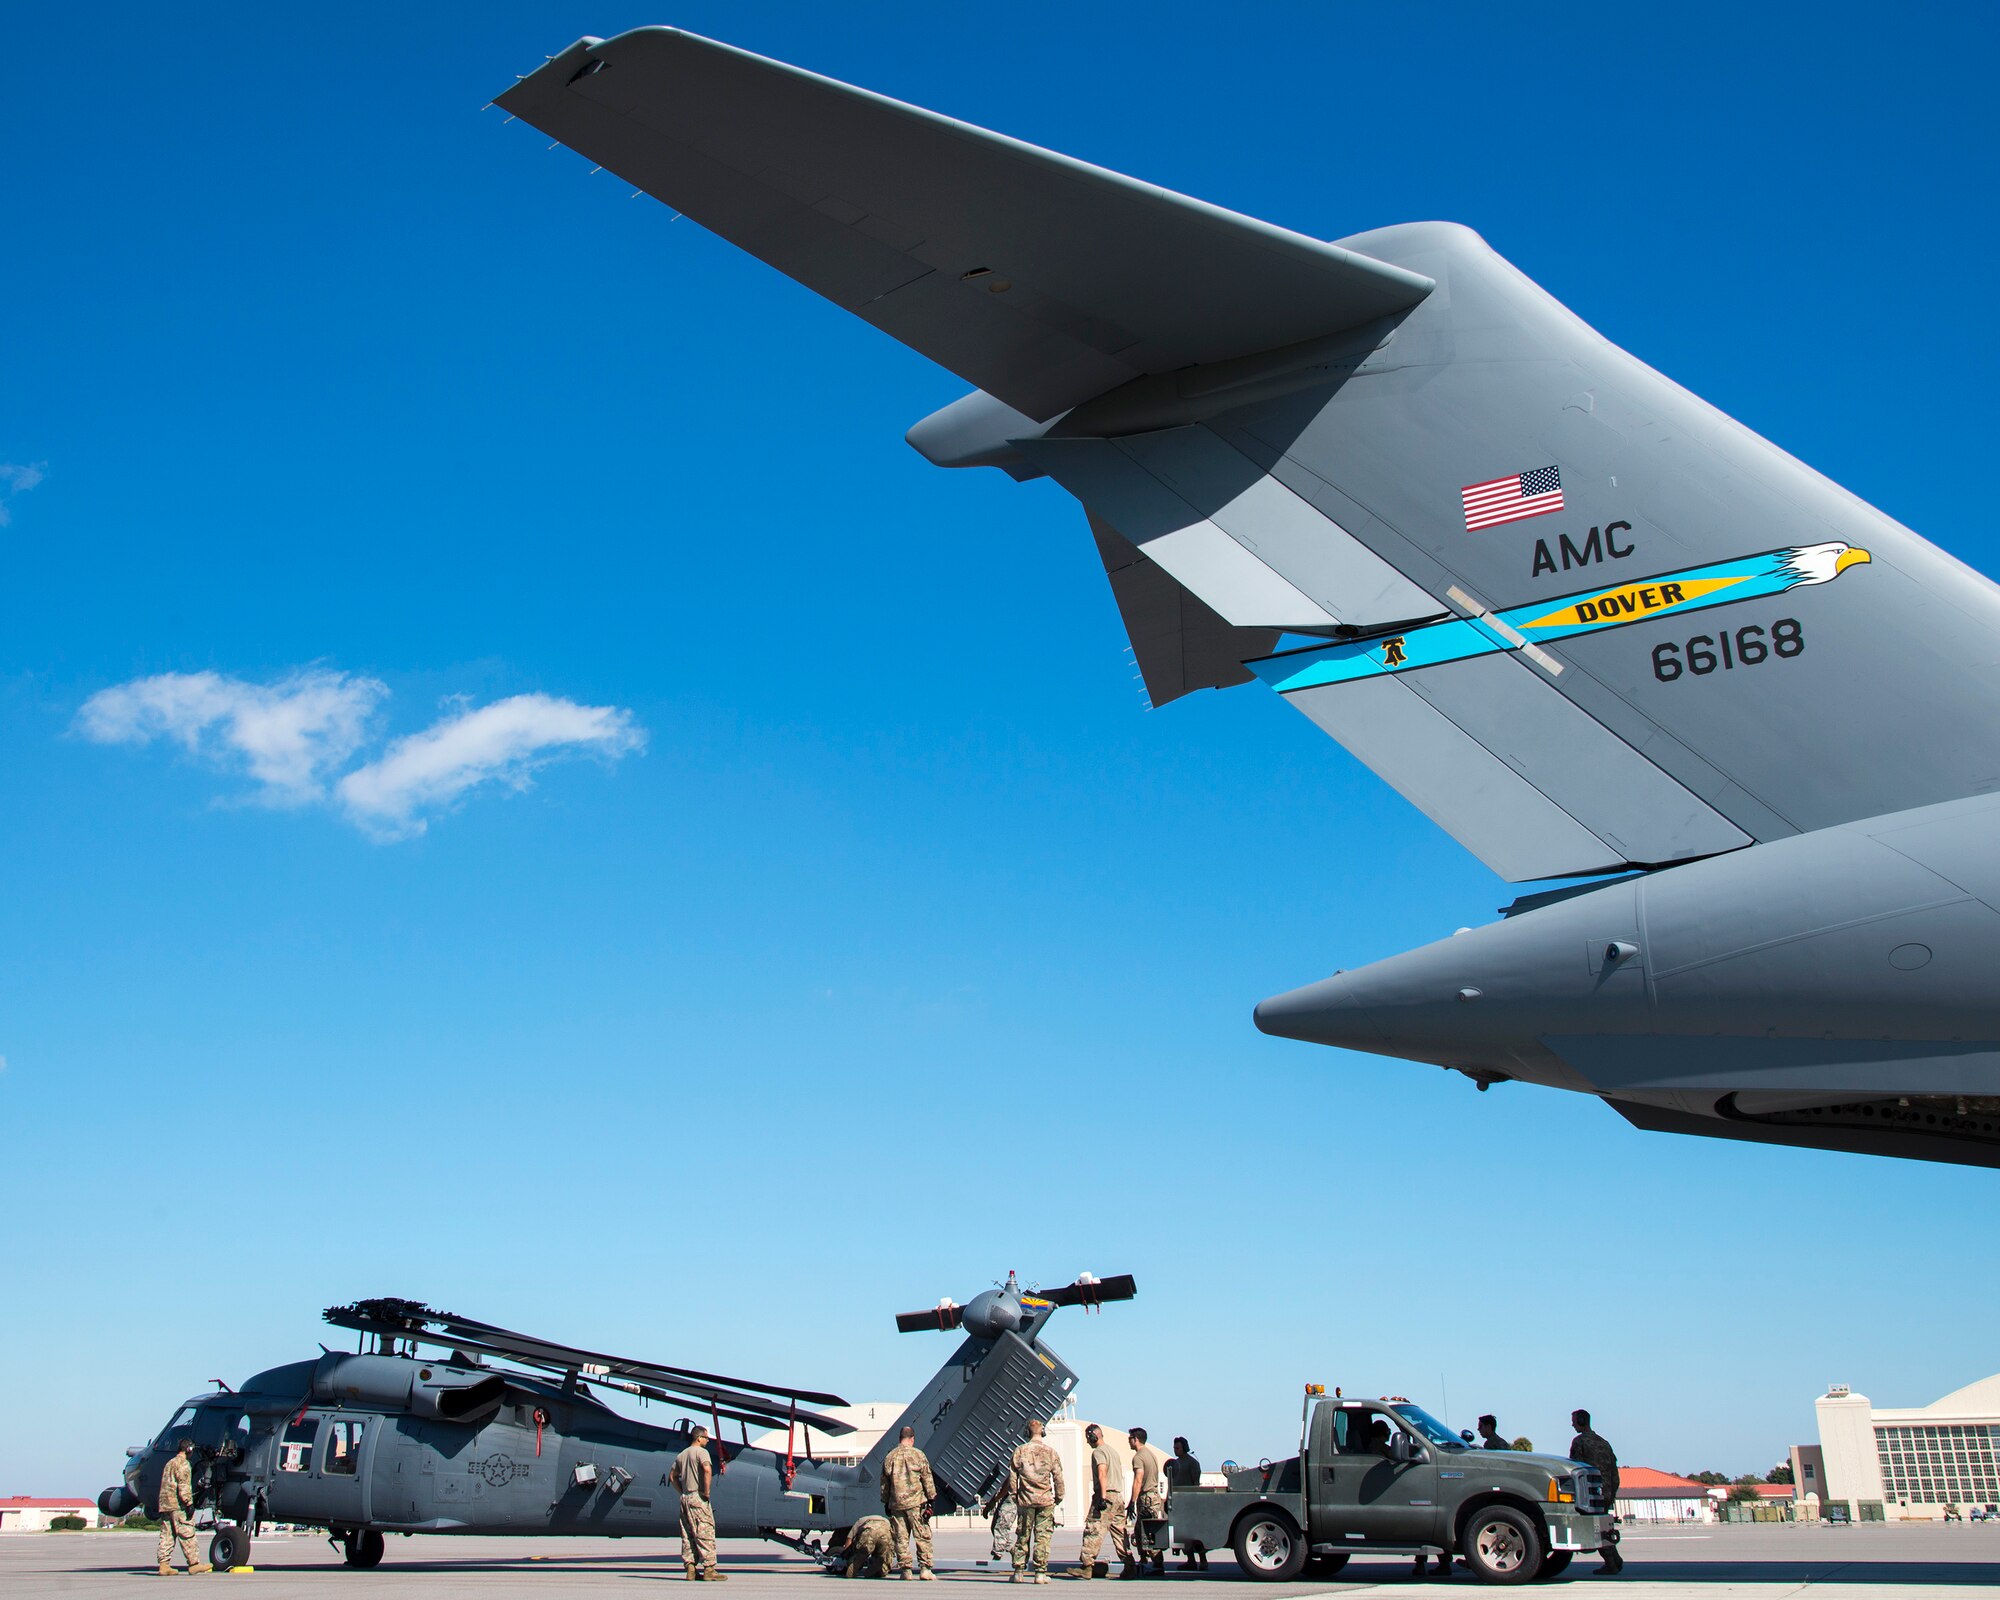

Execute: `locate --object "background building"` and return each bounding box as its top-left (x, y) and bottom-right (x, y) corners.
top-left (0, 1496), bottom-right (100, 1532)
top-left (1816, 1376), bottom-right (2000, 1520)
top-left (1611, 1468), bottom-right (1709, 1522)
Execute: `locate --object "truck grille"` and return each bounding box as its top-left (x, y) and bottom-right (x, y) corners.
top-left (1576, 1468), bottom-right (1606, 1513)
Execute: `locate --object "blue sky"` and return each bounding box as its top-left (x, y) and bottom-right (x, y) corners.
top-left (5, 1), bottom-right (1998, 1495)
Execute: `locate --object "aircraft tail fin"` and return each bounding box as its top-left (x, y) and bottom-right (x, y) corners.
top-left (495, 30), bottom-right (1431, 422)
top-left (866, 1274), bottom-right (1132, 1508)
top-left (862, 1329), bottom-right (1077, 1510)
top-left (1018, 222), bottom-right (2000, 882)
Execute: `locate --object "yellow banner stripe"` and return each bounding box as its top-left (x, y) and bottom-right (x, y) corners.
top-left (1522, 573), bottom-right (1745, 632)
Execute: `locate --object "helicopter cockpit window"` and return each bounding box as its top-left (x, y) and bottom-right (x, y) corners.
top-left (157, 1406), bottom-right (198, 1445)
top-left (326, 1418), bottom-right (364, 1475)
top-left (192, 1407), bottom-right (248, 1453)
top-left (279, 1415), bottom-right (316, 1474)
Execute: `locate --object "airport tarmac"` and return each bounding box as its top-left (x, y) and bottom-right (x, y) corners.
top-left (8, 1524), bottom-right (2000, 1598)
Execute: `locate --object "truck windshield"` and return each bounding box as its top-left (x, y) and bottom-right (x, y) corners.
top-left (1394, 1405), bottom-right (1467, 1450)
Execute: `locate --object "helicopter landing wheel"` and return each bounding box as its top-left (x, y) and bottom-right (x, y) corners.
top-left (342, 1530), bottom-right (385, 1569)
top-left (208, 1524), bottom-right (251, 1570)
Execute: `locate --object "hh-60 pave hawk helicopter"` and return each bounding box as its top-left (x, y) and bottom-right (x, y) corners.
top-left (101, 1272), bottom-right (1134, 1572)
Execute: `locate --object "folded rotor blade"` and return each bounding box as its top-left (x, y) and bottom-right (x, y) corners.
top-left (1035, 1274), bottom-right (1138, 1308)
top-left (323, 1299), bottom-right (848, 1408)
top-left (895, 1305), bottom-right (966, 1333)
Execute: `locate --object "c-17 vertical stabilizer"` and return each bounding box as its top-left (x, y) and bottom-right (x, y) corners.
top-left (498, 31), bottom-right (2000, 1168)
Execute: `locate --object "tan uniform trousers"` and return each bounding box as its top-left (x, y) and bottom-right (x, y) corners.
top-left (886, 1507), bottom-right (932, 1573)
top-left (1079, 1499), bottom-right (1131, 1570)
top-left (680, 1496), bottom-right (717, 1576)
top-left (1013, 1504), bottom-right (1056, 1574)
top-left (157, 1509), bottom-right (200, 1570)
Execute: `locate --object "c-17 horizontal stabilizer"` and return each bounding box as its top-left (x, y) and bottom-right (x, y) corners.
top-left (494, 30), bottom-right (1432, 423)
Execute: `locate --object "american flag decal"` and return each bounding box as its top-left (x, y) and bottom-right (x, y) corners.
top-left (1462, 466), bottom-right (1564, 531)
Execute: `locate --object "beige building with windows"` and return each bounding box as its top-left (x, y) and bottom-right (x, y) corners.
top-left (1816, 1376), bottom-right (2000, 1519)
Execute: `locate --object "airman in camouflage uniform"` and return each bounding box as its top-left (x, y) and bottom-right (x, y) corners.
top-left (155, 1438), bottom-right (212, 1575)
top-left (1568, 1410), bottom-right (1623, 1576)
top-left (671, 1427), bottom-right (726, 1581)
top-left (1126, 1428), bottom-right (1167, 1577)
top-left (1072, 1425), bottom-right (1129, 1580)
top-left (1009, 1418), bottom-right (1065, 1583)
top-left (839, 1515), bottom-right (897, 1578)
top-left (985, 1487), bottom-right (1018, 1562)
top-left (880, 1426), bottom-right (937, 1579)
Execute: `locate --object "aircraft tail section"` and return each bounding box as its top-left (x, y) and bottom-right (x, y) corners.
top-left (863, 1328), bottom-right (1077, 1511)
top-left (1023, 222), bottom-right (2000, 881)
top-left (864, 1274), bottom-right (1131, 1510)
top-left (499, 33), bottom-right (2000, 886)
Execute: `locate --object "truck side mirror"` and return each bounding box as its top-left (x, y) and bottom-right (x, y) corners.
top-left (1389, 1432), bottom-right (1422, 1463)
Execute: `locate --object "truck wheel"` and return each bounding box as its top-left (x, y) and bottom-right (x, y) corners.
top-left (1536, 1551), bottom-right (1572, 1579)
top-left (1461, 1507), bottom-right (1542, 1584)
top-left (342, 1530), bottom-right (386, 1569)
top-left (208, 1525), bottom-right (250, 1570)
top-left (1304, 1554), bottom-right (1350, 1576)
top-left (1232, 1511), bottom-right (1307, 1581)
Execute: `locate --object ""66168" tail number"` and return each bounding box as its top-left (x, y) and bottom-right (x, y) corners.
top-left (1652, 619), bottom-right (1802, 682)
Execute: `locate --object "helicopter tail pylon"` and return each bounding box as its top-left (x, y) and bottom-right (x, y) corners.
top-left (873, 1272), bottom-right (1137, 1511)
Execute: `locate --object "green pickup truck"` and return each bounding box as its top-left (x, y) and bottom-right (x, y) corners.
top-left (1166, 1388), bottom-right (1616, 1584)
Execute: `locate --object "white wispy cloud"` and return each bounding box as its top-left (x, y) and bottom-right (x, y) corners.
top-left (337, 694), bottom-right (646, 840)
top-left (0, 460), bottom-right (47, 526)
top-left (76, 669), bottom-right (386, 804)
top-left (76, 670), bottom-right (643, 840)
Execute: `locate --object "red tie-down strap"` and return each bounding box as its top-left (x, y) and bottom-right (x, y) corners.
top-left (782, 1401), bottom-right (798, 1490)
top-left (711, 1402), bottom-right (728, 1476)
top-left (534, 1410), bottom-right (549, 1458)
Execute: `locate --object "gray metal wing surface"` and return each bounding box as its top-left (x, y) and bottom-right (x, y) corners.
top-left (495, 29), bottom-right (1433, 422)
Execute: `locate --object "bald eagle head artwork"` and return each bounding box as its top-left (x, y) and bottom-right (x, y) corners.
top-left (1777, 541), bottom-right (1872, 588)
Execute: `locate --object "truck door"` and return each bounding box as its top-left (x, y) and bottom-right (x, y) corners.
top-left (1313, 1405), bottom-right (1440, 1546)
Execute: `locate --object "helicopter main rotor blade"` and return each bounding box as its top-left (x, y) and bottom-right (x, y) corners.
top-left (324, 1299), bottom-right (848, 1408)
top-left (1034, 1274), bottom-right (1138, 1308)
top-left (894, 1305), bottom-right (967, 1334)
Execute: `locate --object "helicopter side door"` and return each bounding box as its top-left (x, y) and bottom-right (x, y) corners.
top-left (266, 1412), bottom-right (374, 1529)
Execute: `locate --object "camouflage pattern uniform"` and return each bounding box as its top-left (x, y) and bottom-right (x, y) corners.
top-left (841, 1515), bottom-right (896, 1578)
top-left (985, 1490), bottom-right (1018, 1560)
top-left (1568, 1426), bottom-right (1620, 1504)
top-left (1568, 1424), bottom-right (1623, 1574)
top-left (880, 1440), bottom-right (937, 1577)
top-left (155, 1448), bottom-right (204, 1573)
top-left (1009, 1437), bottom-right (1065, 1578)
top-left (671, 1440), bottom-right (721, 1579)
top-left (1077, 1440), bottom-right (1130, 1575)
top-left (1129, 1445), bottom-right (1167, 1571)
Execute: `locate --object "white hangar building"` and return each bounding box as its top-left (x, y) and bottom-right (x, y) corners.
top-left (1817, 1376), bottom-right (2000, 1518)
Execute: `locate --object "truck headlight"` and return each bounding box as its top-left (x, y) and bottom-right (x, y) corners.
top-left (1547, 1476), bottom-right (1576, 1504)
